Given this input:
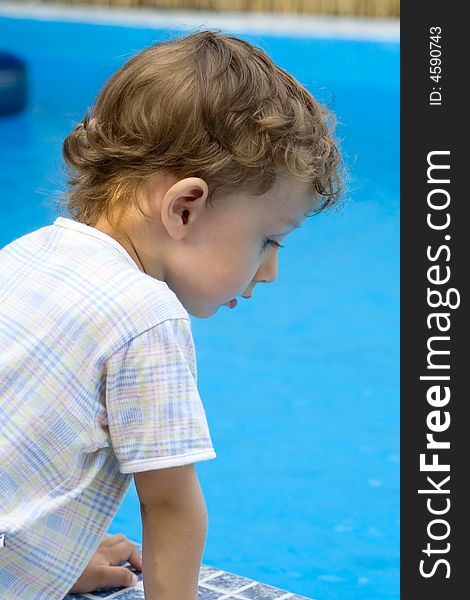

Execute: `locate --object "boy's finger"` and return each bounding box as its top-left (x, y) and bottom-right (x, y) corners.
top-left (98, 565), bottom-right (137, 589)
top-left (102, 533), bottom-right (127, 546)
top-left (105, 539), bottom-right (143, 572)
top-left (127, 546), bottom-right (143, 572)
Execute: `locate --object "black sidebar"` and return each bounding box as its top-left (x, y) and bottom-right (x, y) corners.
top-left (401, 3), bottom-right (468, 599)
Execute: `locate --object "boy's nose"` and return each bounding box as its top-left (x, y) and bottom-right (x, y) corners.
top-left (256, 255), bottom-right (278, 285)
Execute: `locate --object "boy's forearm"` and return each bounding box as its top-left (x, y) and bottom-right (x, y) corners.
top-left (140, 496), bottom-right (208, 600)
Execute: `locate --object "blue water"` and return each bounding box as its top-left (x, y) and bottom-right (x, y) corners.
top-left (0, 14), bottom-right (399, 600)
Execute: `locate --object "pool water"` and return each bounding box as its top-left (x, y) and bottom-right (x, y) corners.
top-left (0, 12), bottom-right (399, 600)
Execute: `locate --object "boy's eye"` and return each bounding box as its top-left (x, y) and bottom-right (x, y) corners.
top-left (262, 238), bottom-right (285, 250)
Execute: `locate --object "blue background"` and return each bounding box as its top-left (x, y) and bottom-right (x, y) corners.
top-left (0, 14), bottom-right (399, 600)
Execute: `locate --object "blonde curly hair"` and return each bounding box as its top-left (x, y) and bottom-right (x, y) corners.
top-left (60, 30), bottom-right (345, 229)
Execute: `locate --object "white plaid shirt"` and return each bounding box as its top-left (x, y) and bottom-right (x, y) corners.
top-left (0, 217), bottom-right (216, 599)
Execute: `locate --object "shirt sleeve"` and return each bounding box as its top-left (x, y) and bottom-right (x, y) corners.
top-left (104, 317), bottom-right (216, 474)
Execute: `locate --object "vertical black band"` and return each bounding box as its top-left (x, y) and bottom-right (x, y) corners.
top-left (401, 3), bottom-right (467, 598)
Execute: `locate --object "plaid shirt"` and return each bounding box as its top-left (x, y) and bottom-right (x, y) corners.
top-left (0, 217), bottom-right (216, 599)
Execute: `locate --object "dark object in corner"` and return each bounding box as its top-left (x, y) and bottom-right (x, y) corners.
top-left (0, 52), bottom-right (28, 116)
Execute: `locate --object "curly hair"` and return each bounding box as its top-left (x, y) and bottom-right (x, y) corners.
top-left (60, 30), bottom-right (345, 229)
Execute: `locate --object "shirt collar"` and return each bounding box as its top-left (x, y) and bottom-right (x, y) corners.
top-left (53, 216), bottom-right (139, 269)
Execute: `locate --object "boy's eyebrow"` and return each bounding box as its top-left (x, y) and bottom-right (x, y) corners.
top-left (281, 217), bottom-right (302, 230)
top-left (274, 210), bottom-right (312, 233)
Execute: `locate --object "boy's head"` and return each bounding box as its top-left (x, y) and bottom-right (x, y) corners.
top-left (61, 30), bottom-right (344, 318)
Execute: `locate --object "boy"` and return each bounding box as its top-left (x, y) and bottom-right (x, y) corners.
top-left (0, 30), bottom-right (343, 599)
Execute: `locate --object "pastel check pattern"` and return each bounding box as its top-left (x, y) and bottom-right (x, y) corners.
top-left (0, 217), bottom-right (216, 599)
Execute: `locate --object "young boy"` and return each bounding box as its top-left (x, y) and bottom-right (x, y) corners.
top-left (0, 30), bottom-right (343, 600)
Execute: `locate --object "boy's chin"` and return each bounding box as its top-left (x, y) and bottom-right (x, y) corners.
top-left (187, 304), bottom-right (220, 319)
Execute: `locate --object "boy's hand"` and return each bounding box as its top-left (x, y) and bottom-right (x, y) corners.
top-left (68, 533), bottom-right (142, 594)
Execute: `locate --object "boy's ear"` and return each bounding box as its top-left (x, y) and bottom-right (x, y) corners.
top-left (161, 177), bottom-right (209, 240)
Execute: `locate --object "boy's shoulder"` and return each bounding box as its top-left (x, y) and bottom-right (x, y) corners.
top-left (55, 218), bottom-right (190, 342)
top-left (1, 217), bottom-right (190, 357)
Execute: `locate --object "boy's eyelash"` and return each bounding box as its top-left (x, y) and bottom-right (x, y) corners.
top-left (263, 238), bottom-right (285, 250)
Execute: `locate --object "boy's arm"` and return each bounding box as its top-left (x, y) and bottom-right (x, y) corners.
top-left (134, 464), bottom-right (208, 600)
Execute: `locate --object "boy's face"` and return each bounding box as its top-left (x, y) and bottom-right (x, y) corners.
top-left (95, 172), bottom-right (316, 319)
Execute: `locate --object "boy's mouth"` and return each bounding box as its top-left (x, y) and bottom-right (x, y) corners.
top-left (223, 298), bottom-right (238, 309)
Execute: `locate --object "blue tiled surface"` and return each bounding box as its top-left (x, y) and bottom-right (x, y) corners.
top-left (64, 542), bottom-right (313, 600)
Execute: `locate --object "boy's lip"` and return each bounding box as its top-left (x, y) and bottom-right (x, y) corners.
top-left (223, 298), bottom-right (238, 308)
top-left (223, 295), bottom-right (251, 308)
